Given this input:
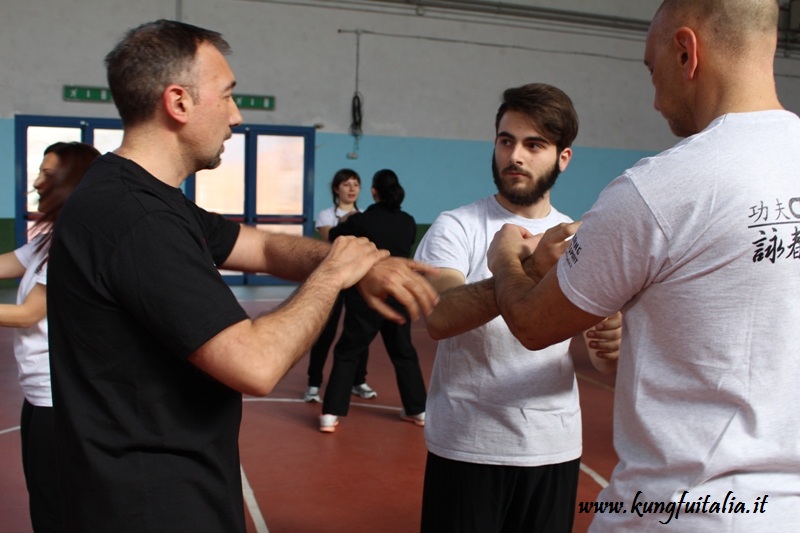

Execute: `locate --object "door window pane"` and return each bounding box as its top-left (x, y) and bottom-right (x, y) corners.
top-left (93, 128), bottom-right (124, 155)
top-left (256, 136), bottom-right (304, 215)
top-left (256, 224), bottom-right (304, 236)
top-left (26, 126), bottom-right (81, 212)
top-left (217, 224), bottom-right (303, 278)
top-left (195, 133), bottom-right (245, 214)
top-left (245, 224), bottom-right (305, 281)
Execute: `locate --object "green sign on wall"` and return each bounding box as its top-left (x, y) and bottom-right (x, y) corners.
top-left (63, 85), bottom-right (113, 103)
top-left (62, 86), bottom-right (275, 111)
top-left (234, 94), bottom-right (275, 111)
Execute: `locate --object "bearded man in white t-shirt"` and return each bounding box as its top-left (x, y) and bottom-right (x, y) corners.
top-left (415, 83), bottom-right (622, 533)
top-left (488, 1), bottom-right (800, 531)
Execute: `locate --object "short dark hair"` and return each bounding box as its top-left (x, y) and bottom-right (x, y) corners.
top-left (494, 83), bottom-right (579, 153)
top-left (105, 19), bottom-right (231, 127)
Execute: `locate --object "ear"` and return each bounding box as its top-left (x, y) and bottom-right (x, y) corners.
top-left (558, 147), bottom-right (572, 172)
top-left (674, 27), bottom-right (699, 81)
top-left (162, 84), bottom-right (192, 124)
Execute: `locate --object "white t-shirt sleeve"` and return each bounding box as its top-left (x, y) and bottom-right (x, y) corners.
top-left (414, 211), bottom-right (471, 276)
top-left (315, 207), bottom-right (337, 229)
top-left (557, 175), bottom-right (670, 317)
top-left (14, 237), bottom-right (48, 287)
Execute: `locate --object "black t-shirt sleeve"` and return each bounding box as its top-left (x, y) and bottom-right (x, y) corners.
top-left (193, 203), bottom-right (242, 266)
top-left (103, 210), bottom-right (248, 359)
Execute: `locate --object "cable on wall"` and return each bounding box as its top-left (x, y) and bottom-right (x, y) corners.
top-left (247, 0), bottom-right (800, 58)
top-left (345, 29), bottom-right (364, 159)
top-left (339, 28), bottom-right (643, 64)
top-left (338, 27), bottom-right (800, 78)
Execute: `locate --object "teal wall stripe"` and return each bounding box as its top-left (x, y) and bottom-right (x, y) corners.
top-left (0, 119), bottom-right (657, 259)
top-left (314, 132), bottom-right (656, 223)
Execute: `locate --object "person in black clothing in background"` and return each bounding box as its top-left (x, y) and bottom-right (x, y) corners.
top-left (303, 169), bottom-right (376, 403)
top-left (319, 169), bottom-right (427, 433)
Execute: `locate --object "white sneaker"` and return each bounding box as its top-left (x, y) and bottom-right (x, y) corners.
top-left (351, 383), bottom-right (378, 399)
top-left (400, 410), bottom-right (425, 427)
top-left (304, 386), bottom-right (321, 403)
top-left (319, 414), bottom-right (339, 433)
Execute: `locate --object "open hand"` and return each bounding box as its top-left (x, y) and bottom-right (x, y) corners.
top-left (321, 236), bottom-right (390, 290)
top-left (357, 257), bottom-right (439, 323)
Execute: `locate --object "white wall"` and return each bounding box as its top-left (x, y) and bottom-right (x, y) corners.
top-left (1, 0), bottom-right (799, 225)
top-left (495, 0), bottom-right (661, 19)
top-left (3, 0), bottom-right (798, 152)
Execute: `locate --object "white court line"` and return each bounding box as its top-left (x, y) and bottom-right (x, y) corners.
top-left (580, 462), bottom-right (609, 488)
top-left (238, 396), bottom-right (403, 530)
top-left (243, 396), bottom-right (402, 412)
top-left (4, 400), bottom-right (608, 520)
top-left (241, 464), bottom-right (270, 533)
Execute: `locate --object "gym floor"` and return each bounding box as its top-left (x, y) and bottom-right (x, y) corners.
top-left (0, 286), bottom-right (617, 532)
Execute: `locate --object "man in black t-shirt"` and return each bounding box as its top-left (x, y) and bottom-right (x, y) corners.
top-left (47, 20), bottom-right (437, 533)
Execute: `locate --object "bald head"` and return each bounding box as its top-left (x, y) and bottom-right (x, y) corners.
top-left (644, 0), bottom-right (782, 137)
top-left (653, 0), bottom-right (779, 56)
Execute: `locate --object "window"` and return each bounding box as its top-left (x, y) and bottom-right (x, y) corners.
top-left (15, 115), bottom-right (315, 285)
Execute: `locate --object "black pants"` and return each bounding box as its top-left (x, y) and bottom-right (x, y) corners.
top-left (20, 400), bottom-right (63, 533)
top-left (322, 289), bottom-right (427, 416)
top-left (306, 292), bottom-right (369, 388)
top-left (420, 452), bottom-right (580, 533)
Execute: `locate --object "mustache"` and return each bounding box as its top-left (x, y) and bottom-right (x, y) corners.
top-left (501, 164), bottom-right (533, 178)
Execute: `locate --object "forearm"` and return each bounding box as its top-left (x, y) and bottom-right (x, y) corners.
top-left (0, 283), bottom-right (46, 328)
top-left (190, 268), bottom-right (341, 396)
top-left (261, 233), bottom-right (330, 281)
top-left (492, 257), bottom-right (542, 346)
top-left (222, 225), bottom-right (331, 280)
top-left (0, 303), bottom-right (44, 328)
top-left (248, 268), bottom-right (343, 388)
top-left (193, 235), bottom-right (389, 396)
top-left (425, 278), bottom-right (499, 339)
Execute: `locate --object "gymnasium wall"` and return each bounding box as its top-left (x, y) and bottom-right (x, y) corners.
top-left (1, 0), bottom-right (799, 251)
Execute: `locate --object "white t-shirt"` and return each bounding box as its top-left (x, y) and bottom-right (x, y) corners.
top-left (13, 235), bottom-right (52, 406)
top-left (415, 196), bottom-right (581, 466)
top-left (315, 205), bottom-right (358, 230)
top-left (557, 111), bottom-right (800, 531)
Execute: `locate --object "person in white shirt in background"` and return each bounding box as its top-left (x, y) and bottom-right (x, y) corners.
top-left (304, 168), bottom-right (377, 403)
top-left (0, 141), bottom-right (100, 532)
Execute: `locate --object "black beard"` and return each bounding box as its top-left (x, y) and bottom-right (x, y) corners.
top-left (492, 155), bottom-right (561, 206)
